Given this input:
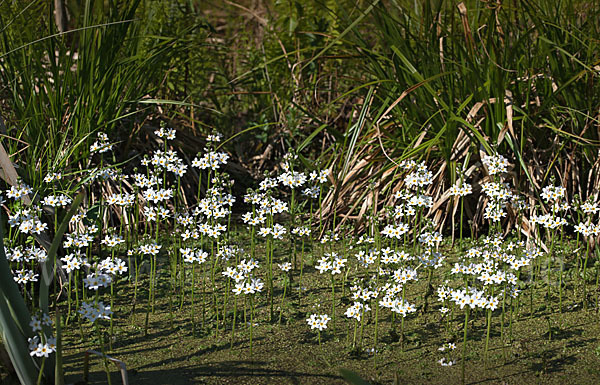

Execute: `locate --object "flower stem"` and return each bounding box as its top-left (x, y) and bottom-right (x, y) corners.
top-left (461, 308), bottom-right (469, 385)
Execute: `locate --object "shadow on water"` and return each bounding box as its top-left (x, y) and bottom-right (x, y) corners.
top-left (71, 359), bottom-right (343, 385)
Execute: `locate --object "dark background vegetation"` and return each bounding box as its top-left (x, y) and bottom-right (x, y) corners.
top-left (1, 0), bottom-right (600, 233)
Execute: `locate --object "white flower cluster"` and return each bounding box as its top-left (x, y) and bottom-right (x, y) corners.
top-left (439, 236), bottom-right (535, 315)
top-left (242, 192), bottom-right (288, 226)
top-left (29, 336), bottom-right (56, 358)
top-left (13, 268), bottom-right (39, 285)
top-left (101, 234), bottom-right (125, 248)
top-left (573, 197), bottom-right (599, 237)
top-left (150, 150), bottom-right (188, 176)
top-left (581, 200), bottom-right (600, 214)
top-left (90, 167), bottom-right (118, 181)
top-left (356, 248), bottom-right (413, 267)
top-left (302, 185), bottom-right (320, 199)
top-left (5, 245), bottom-right (47, 263)
top-left (106, 192), bottom-right (135, 206)
top-left (351, 285), bottom-right (378, 302)
top-left (449, 181), bottom-right (473, 197)
top-left (143, 206), bottom-right (170, 222)
top-left (540, 184), bottom-right (570, 215)
top-left (197, 185), bottom-right (235, 219)
top-left (97, 257), bottom-right (128, 275)
top-left (154, 127), bottom-right (177, 140)
top-left (61, 252), bottom-right (90, 274)
top-left (531, 212), bottom-right (568, 229)
top-left (344, 301), bottom-right (370, 321)
top-left (143, 187), bottom-right (173, 203)
top-left (278, 171), bottom-right (307, 188)
top-left (90, 132), bottom-right (113, 153)
top-left (355, 249), bottom-right (379, 266)
top-left (356, 235), bottom-right (375, 245)
top-left (402, 161), bottom-right (433, 189)
top-left (139, 242), bottom-right (162, 255)
top-left (307, 314), bottom-right (330, 331)
top-left (392, 267), bottom-right (418, 285)
top-left (482, 153), bottom-right (509, 175)
top-left (541, 185), bottom-right (566, 203)
top-left (379, 293), bottom-right (416, 318)
top-left (258, 223), bottom-right (286, 239)
top-left (450, 286), bottom-right (501, 311)
top-left (315, 252), bottom-right (347, 275)
top-left (381, 223), bottom-right (410, 239)
top-left (481, 182), bottom-right (512, 222)
top-left (42, 194), bottom-right (72, 207)
top-left (309, 169), bottom-right (329, 184)
top-left (223, 258), bottom-right (258, 283)
top-left (380, 248), bottom-right (412, 265)
top-left (175, 213), bottom-right (194, 226)
top-left (224, 258), bottom-right (263, 296)
top-left (207, 133), bottom-right (222, 142)
top-left (132, 173), bottom-right (158, 189)
top-left (574, 222), bottom-right (600, 237)
top-left (391, 191), bottom-right (430, 221)
top-left (320, 232), bottom-right (340, 245)
top-left (291, 226), bottom-right (311, 237)
top-left (6, 182), bottom-right (33, 200)
top-left (198, 222), bottom-right (227, 239)
top-left (43, 172), bottom-right (62, 183)
top-left (8, 208), bottom-right (48, 235)
top-left (192, 150), bottom-right (229, 171)
top-left (28, 313), bottom-right (56, 358)
top-left (180, 247), bottom-right (209, 264)
top-left (83, 273), bottom-right (112, 290)
top-left (418, 231), bottom-right (443, 247)
top-left (63, 224), bottom-right (96, 249)
top-left (217, 245), bottom-right (242, 261)
top-left (511, 194), bottom-right (529, 210)
top-left (79, 301), bottom-right (112, 323)
top-left (259, 177), bottom-right (278, 191)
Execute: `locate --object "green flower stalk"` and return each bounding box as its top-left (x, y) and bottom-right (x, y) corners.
top-left (278, 263), bottom-right (291, 324)
top-left (461, 307), bottom-right (469, 385)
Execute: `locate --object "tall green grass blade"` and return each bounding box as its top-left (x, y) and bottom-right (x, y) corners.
top-left (0, 220), bottom-right (32, 337)
top-left (297, 124), bottom-right (328, 153)
top-left (341, 87), bottom-right (374, 181)
top-left (0, 295), bottom-right (37, 385)
top-left (0, 211), bottom-right (37, 385)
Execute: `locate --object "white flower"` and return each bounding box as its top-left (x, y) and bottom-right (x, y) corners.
top-left (279, 262), bottom-right (292, 272)
top-left (306, 314), bottom-right (330, 331)
top-left (29, 317), bottom-right (42, 332)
